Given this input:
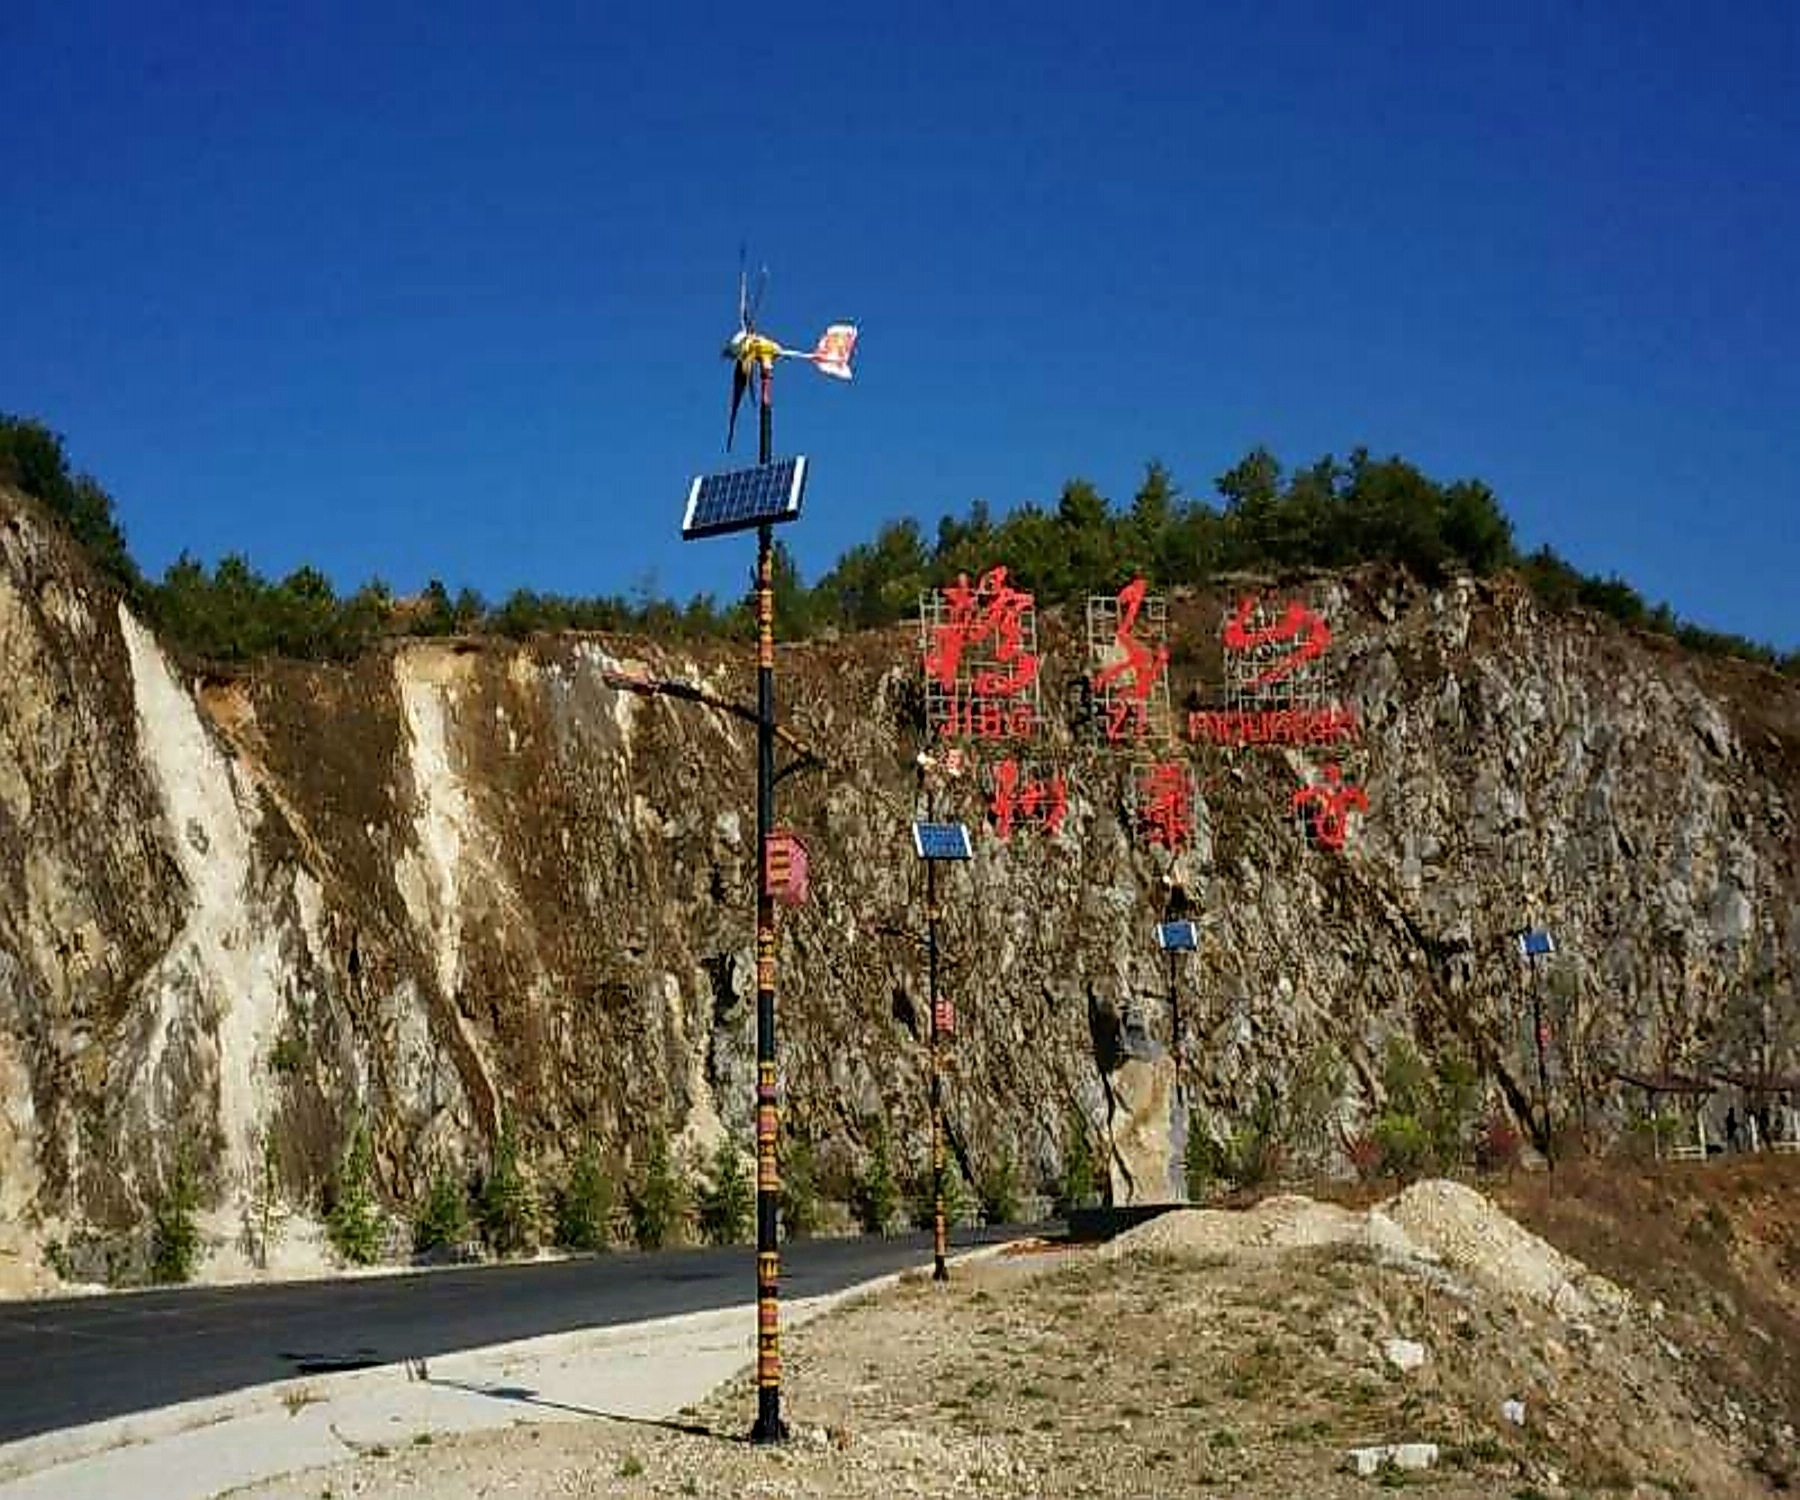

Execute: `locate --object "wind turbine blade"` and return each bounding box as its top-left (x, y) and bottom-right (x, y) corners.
top-left (727, 363), bottom-right (748, 450)
top-left (749, 266), bottom-right (768, 330)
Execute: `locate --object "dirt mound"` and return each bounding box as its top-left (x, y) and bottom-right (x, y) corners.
top-left (1386, 1178), bottom-right (1629, 1320)
top-left (1108, 1179), bottom-right (1632, 1325)
top-left (1103, 1193), bottom-right (1371, 1258)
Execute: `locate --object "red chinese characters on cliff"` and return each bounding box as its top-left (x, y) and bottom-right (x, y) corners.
top-left (1135, 762), bottom-right (1195, 851)
top-left (1291, 765), bottom-right (1369, 852)
top-left (1221, 596), bottom-right (1331, 691)
top-left (921, 567), bottom-right (1041, 741)
top-left (988, 758), bottom-right (1067, 841)
top-left (1088, 577), bottom-right (1170, 744)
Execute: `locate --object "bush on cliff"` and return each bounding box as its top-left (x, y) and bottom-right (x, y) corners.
top-left (326, 1122), bottom-right (385, 1266)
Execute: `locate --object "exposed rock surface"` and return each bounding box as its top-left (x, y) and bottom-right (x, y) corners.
top-left (1, 485), bottom-right (1797, 1268)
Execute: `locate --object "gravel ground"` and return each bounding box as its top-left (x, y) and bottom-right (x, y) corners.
top-left (230, 1184), bottom-right (1765, 1499)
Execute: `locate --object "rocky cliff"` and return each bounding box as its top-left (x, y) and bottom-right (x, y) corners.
top-left (2, 485), bottom-right (1796, 1275)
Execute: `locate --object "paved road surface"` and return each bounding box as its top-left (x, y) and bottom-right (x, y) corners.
top-left (0, 1227), bottom-right (1035, 1444)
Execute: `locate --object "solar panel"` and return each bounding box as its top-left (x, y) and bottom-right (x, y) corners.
top-left (1517, 929), bottom-right (1556, 958)
top-left (1155, 920), bottom-right (1198, 952)
top-left (681, 456), bottom-right (809, 540)
top-left (912, 821), bottom-right (973, 861)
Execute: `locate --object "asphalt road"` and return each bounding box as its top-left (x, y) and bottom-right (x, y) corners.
top-left (0, 1226), bottom-right (1035, 1445)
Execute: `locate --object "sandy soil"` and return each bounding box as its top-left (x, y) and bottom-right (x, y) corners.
top-left (231, 1180), bottom-right (1777, 1500)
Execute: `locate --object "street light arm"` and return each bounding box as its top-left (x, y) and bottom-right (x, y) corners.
top-left (600, 669), bottom-right (827, 775)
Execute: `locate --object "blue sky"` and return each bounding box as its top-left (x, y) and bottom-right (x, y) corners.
top-left (5, 2), bottom-right (1796, 646)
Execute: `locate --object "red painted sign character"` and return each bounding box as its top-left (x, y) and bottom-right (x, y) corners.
top-left (925, 566), bottom-right (1041, 700)
top-left (1223, 596), bottom-right (1332, 688)
top-left (1092, 576), bottom-right (1169, 742)
top-left (1291, 764), bottom-right (1368, 852)
top-left (990, 758), bottom-right (1068, 841)
top-left (1136, 762), bottom-right (1194, 850)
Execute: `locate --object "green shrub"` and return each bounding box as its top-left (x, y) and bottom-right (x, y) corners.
top-left (697, 1137), bottom-right (754, 1246)
top-left (852, 1128), bottom-right (900, 1236)
top-left (1371, 1112), bottom-right (1431, 1182)
top-left (268, 1033), bottom-right (304, 1076)
top-left (1425, 1049), bottom-right (1482, 1168)
top-left (778, 1136), bottom-right (819, 1240)
top-left (1222, 1085), bottom-right (1286, 1188)
top-left (1185, 1124), bottom-right (1224, 1202)
top-left (1379, 1036), bottom-right (1431, 1118)
top-left (555, 1140), bottom-right (615, 1251)
top-left (326, 1122), bottom-right (384, 1266)
top-left (628, 1130), bottom-right (689, 1250)
top-left (478, 1117), bottom-right (537, 1256)
top-left (1058, 1112), bottom-right (1098, 1215)
top-left (242, 1125), bottom-right (287, 1269)
top-left (414, 1166), bottom-right (472, 1254)
top-left (150, 1148), bottom-right (203, 1284)
top-left (977, 1150), bottom-right (1021, 1225)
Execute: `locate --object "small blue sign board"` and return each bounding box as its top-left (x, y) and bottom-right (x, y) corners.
top-left (1156, 920), bottom-right (1199, 952)
top-left (1517, 929), bottom-right (1556, 959)
top-left (912, 821), bottom-right (973, 862)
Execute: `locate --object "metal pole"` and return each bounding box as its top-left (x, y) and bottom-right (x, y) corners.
top-left (1530, 954), bottom-right (1554, 1172)
top-left (1167, 947), bottom-right (1182, 1103)
top-left (751, 365), bottom-right (788, 1445)
top-left (926, 788), bottom-right (947, 1281)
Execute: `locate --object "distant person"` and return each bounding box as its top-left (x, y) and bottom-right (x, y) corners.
top-left (1725, 1106), bottom-right (1741, 1153)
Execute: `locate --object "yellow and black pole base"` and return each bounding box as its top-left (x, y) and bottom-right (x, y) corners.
top-left (750, 371), bottom-right (789, 1445)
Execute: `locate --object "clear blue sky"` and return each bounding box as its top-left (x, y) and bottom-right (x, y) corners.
top-left (5, 2), bottom-right (1796, 647)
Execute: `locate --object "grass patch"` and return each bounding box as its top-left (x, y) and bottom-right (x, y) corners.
top-left (281, 1386), bottom-right (321, 1417)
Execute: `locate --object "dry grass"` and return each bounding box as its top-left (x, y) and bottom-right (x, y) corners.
top-left (1500, 1153), bottom-right (1800, 1487)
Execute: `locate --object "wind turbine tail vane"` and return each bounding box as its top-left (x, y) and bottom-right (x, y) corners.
top-left (793, 323), bottom-right (858, 380)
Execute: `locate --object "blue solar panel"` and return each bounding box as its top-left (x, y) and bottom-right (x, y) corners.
top-left (1156, 920), bottom-right (1198, 952)
top-left (682, 456), bottom-right (809, 540)
top-left (1517, 929), bottom-right (1556, 958)
top-left (912, 821), bottom-right (973, 861)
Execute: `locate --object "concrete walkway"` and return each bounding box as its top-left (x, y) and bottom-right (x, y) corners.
top-left (0, 1283), bottom-right (878, 1500)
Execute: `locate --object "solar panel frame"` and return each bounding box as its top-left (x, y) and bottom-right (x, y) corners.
top-left (1517, 929), bottom-right (1556, 958)
top-left (1155, 920), bottom-right (1198, 952)
top-left (911, 820), bottom-right (973, 862)
top-left (681, 455), bottom-right (809, 540)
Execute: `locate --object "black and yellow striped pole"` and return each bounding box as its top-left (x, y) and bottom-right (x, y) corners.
top-left (691, 285), bottom-right (853, 1444)
top-left (750, 364), bottom-right (789, 1444)
top-left (911, 776), bottom-right (972, 1282)
top-left (925, 788), bottom-right (948, 1281)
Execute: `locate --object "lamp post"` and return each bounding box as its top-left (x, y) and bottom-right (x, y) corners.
top-left (679, 390), bottom-right (806, 1447)
top-left (1155, 913), bottom-right (1199, 1202)
top-left (911, 762), bottom-right (972, 1282)
top-left (681, 280), bottom-right (854, 1444)
top-left (1517, 927), bottom-right (1556, 1169)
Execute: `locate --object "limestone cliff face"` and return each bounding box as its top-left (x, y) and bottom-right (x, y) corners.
top-left (1, 486), bottom-right (1796, 1253)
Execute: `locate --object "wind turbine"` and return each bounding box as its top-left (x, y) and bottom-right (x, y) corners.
top-left (723, 261), bottom-right (857, 450)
